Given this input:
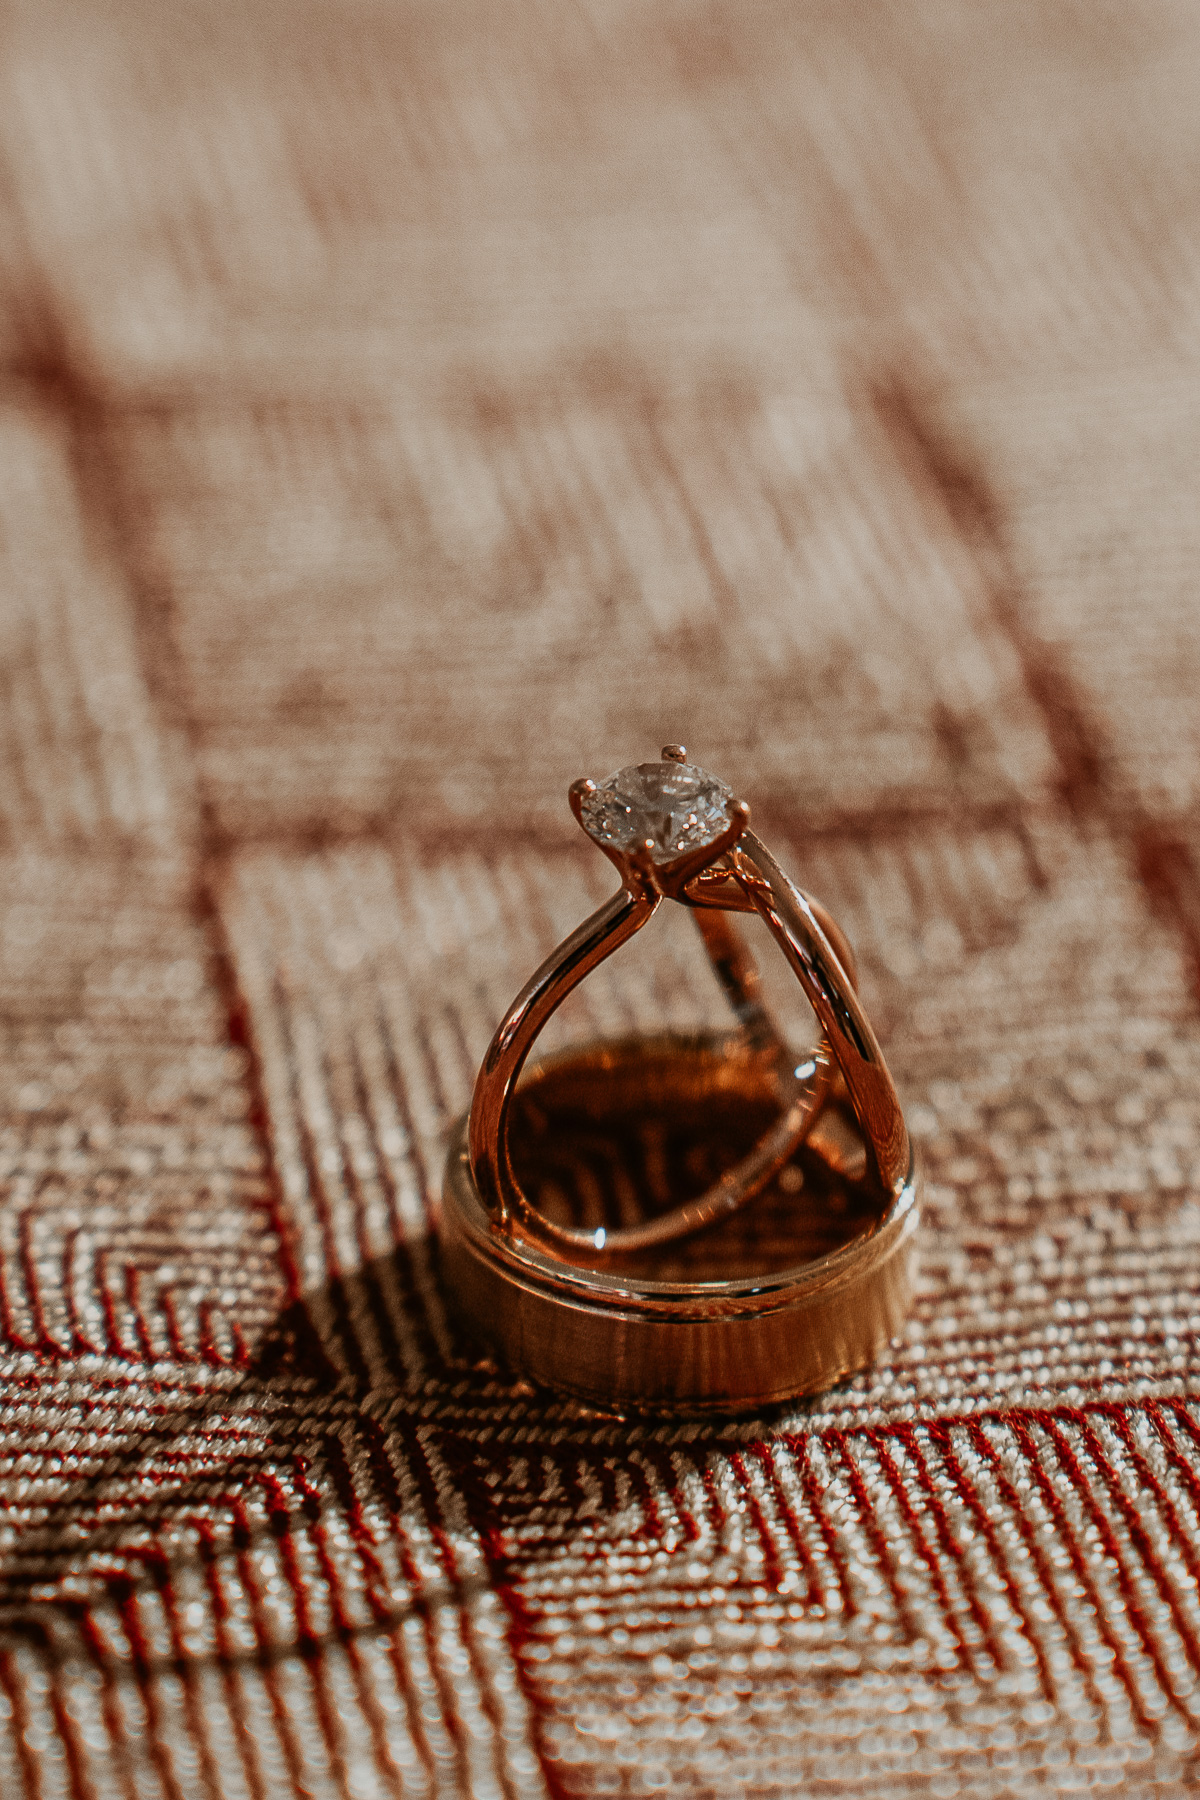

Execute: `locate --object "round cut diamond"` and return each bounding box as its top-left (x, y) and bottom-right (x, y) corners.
top-left (580, 761), bottom-right (734, 863)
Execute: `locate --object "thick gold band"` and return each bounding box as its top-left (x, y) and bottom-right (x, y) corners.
top-left (440, 1035), bottom-right (919, 1413)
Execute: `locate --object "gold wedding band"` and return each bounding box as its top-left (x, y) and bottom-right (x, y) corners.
top-left (439, 747), bottom-right (919, 1412)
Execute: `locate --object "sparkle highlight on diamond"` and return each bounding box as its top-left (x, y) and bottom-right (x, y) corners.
top-left (579, 760), bottom-right (735, 863)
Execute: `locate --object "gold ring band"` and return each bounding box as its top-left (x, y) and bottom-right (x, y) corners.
top-left (439, 748), bottom-right (919, 1412)
top-left (441, 1035), bottom-right (918, 1412)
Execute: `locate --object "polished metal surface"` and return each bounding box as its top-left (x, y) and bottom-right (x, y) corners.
top-left (442, 1034), bottom-right (919, 1413)
top-left (443, 747), bottom-right (919, 1410)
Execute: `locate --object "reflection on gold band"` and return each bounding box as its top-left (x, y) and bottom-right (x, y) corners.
top-left (441, 750), bottom-right (919, 1411)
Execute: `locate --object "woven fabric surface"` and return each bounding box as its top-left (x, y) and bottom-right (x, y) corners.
top-left (1, 0), bottom-right (1200, 1793)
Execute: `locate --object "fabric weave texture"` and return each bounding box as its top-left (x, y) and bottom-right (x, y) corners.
top-left (0, 0), bottom-right (1199, 1793)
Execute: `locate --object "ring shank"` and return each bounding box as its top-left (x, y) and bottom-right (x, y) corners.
top-left (468, 830), bottom-right (909, 1258)
top-left (734, 832), bottom-right (910, 1197)
top-left (469, 883), bottom-right (839, 1261)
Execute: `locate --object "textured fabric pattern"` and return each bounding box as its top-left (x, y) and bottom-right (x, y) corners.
top-left (1, 1), bottom-right (1200, 1793)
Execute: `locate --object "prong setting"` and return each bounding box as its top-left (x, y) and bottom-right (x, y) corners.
top-left (570, 753), bottom-right (750, 901)
top-left (654, 795), bottom-right (750, 900)
top-left (567, 777), bottom-right (597, 828)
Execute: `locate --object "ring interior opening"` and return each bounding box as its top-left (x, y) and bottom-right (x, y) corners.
top-left (507, 1035), bottom-right (882, 1283)
top-left (525, 895), bottom-right (822, 1068)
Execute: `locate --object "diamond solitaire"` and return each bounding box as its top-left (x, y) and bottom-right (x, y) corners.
top-left (579, 757), bottom-right (734, 863)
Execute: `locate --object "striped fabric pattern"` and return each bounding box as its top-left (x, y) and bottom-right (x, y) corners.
top-left (1, 0), bottom-right (1200, 1792)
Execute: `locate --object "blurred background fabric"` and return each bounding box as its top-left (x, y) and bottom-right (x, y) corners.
top-left (1, 0), bottom-right (1200, 1793)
